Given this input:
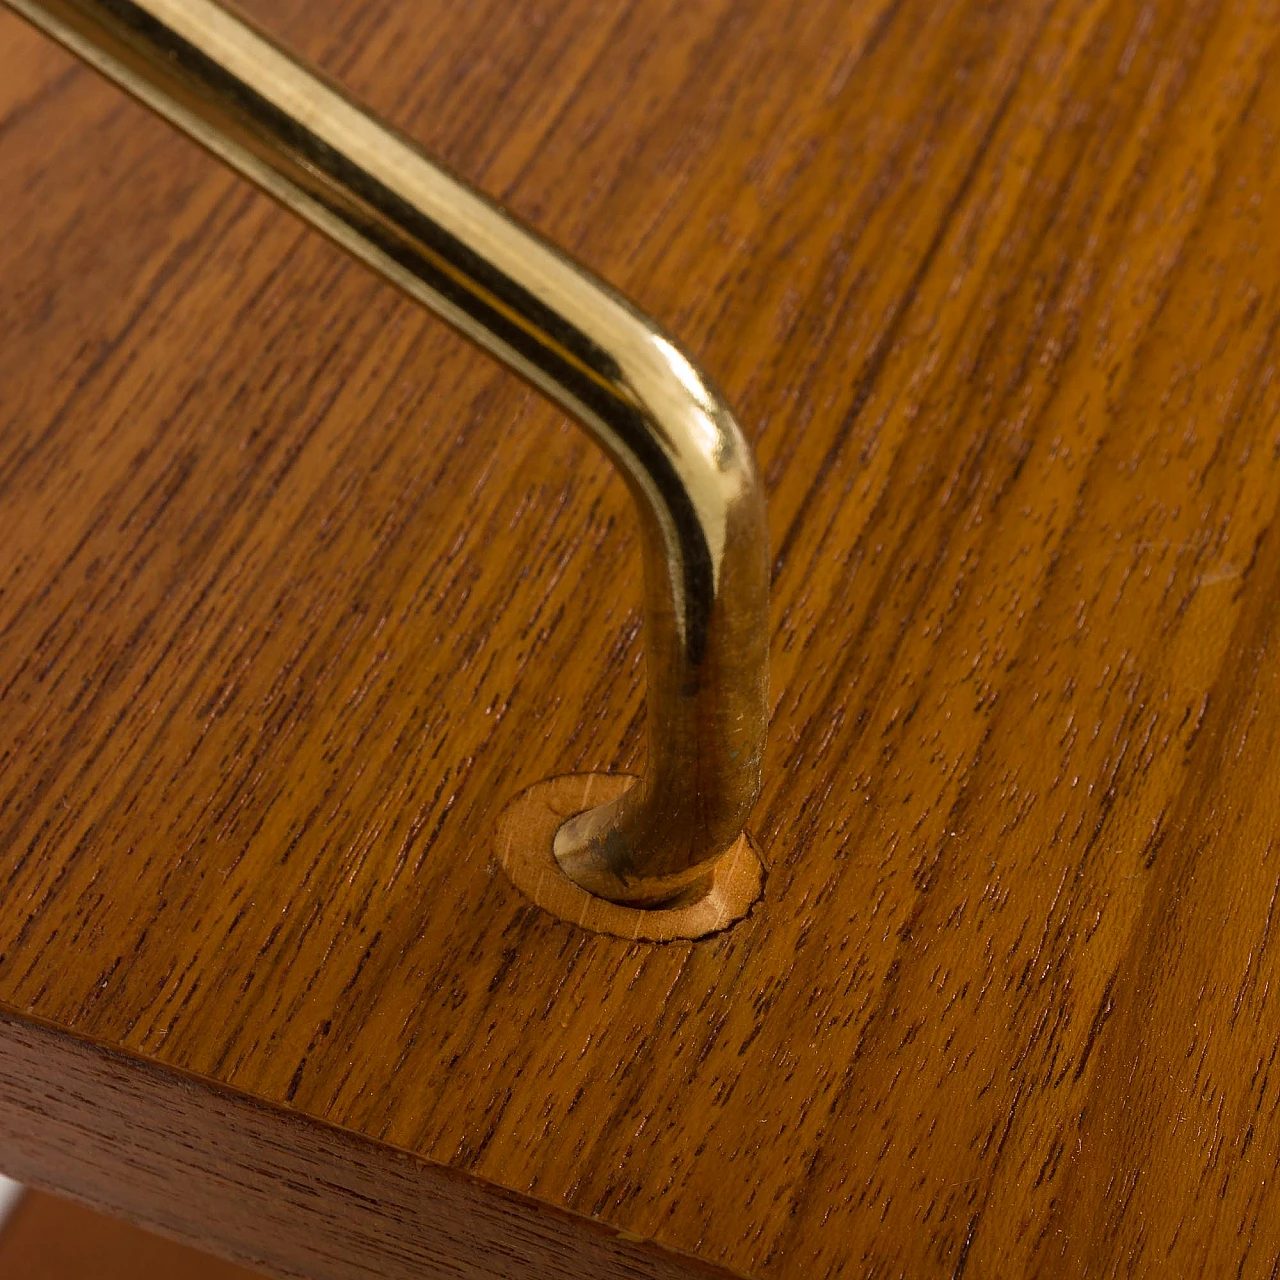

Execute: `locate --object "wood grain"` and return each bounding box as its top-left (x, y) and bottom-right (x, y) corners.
top-left (0, 1013), bottom-right (734, 1279)
top-left (3, 0), bottom-right (1280, 1275)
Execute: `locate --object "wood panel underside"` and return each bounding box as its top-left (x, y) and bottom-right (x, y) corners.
top-left (4, 0), bottom-right (1280, 1275)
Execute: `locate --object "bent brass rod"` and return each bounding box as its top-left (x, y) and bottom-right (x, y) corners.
top-left (7, 0), bottom-right (770, 906)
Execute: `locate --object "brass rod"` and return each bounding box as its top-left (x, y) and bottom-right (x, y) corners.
top-left (5, 0), bottom-right (770, 907)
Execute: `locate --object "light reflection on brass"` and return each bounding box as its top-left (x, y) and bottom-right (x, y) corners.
top-left (6, 0), bottom-right (770, 908)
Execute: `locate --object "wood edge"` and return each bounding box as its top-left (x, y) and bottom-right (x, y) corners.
top-left (0, 1004), bottom-right (750, 1280)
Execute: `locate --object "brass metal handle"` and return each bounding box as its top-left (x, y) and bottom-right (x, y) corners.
top-left (9, 0), bottom-right (770, 908)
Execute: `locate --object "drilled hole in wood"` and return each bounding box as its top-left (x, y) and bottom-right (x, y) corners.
top-left (495, 774), bottom-right (763, 941)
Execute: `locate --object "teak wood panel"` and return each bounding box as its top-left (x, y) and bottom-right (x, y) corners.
top-left (3, 0), bottom-right (1280, 1276)
top-left (0, 1014), bottom-right (733, 1280)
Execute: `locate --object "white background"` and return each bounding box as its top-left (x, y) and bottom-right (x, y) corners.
top-left (0, 1174), bottom-right (22, 1227)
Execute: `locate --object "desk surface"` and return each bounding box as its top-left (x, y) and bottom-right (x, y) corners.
top-left (3, 0), bottom-right (1280, 1275)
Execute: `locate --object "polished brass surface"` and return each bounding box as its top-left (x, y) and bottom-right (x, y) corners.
top-left (497, 775), bottom-right (763, 941)
top-left (6, 0), bottom-right (770, 907)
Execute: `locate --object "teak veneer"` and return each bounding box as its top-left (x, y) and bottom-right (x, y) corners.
top-left (4, 0), bottom-right (1280, 1275)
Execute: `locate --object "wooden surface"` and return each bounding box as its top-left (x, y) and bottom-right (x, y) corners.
top-left (0, 1188), bottom-right (261, 1280)
top-left (3, 0), bottom-right (1280, 1276)
top-left (0, 1015), bottom-right (735, 1280)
